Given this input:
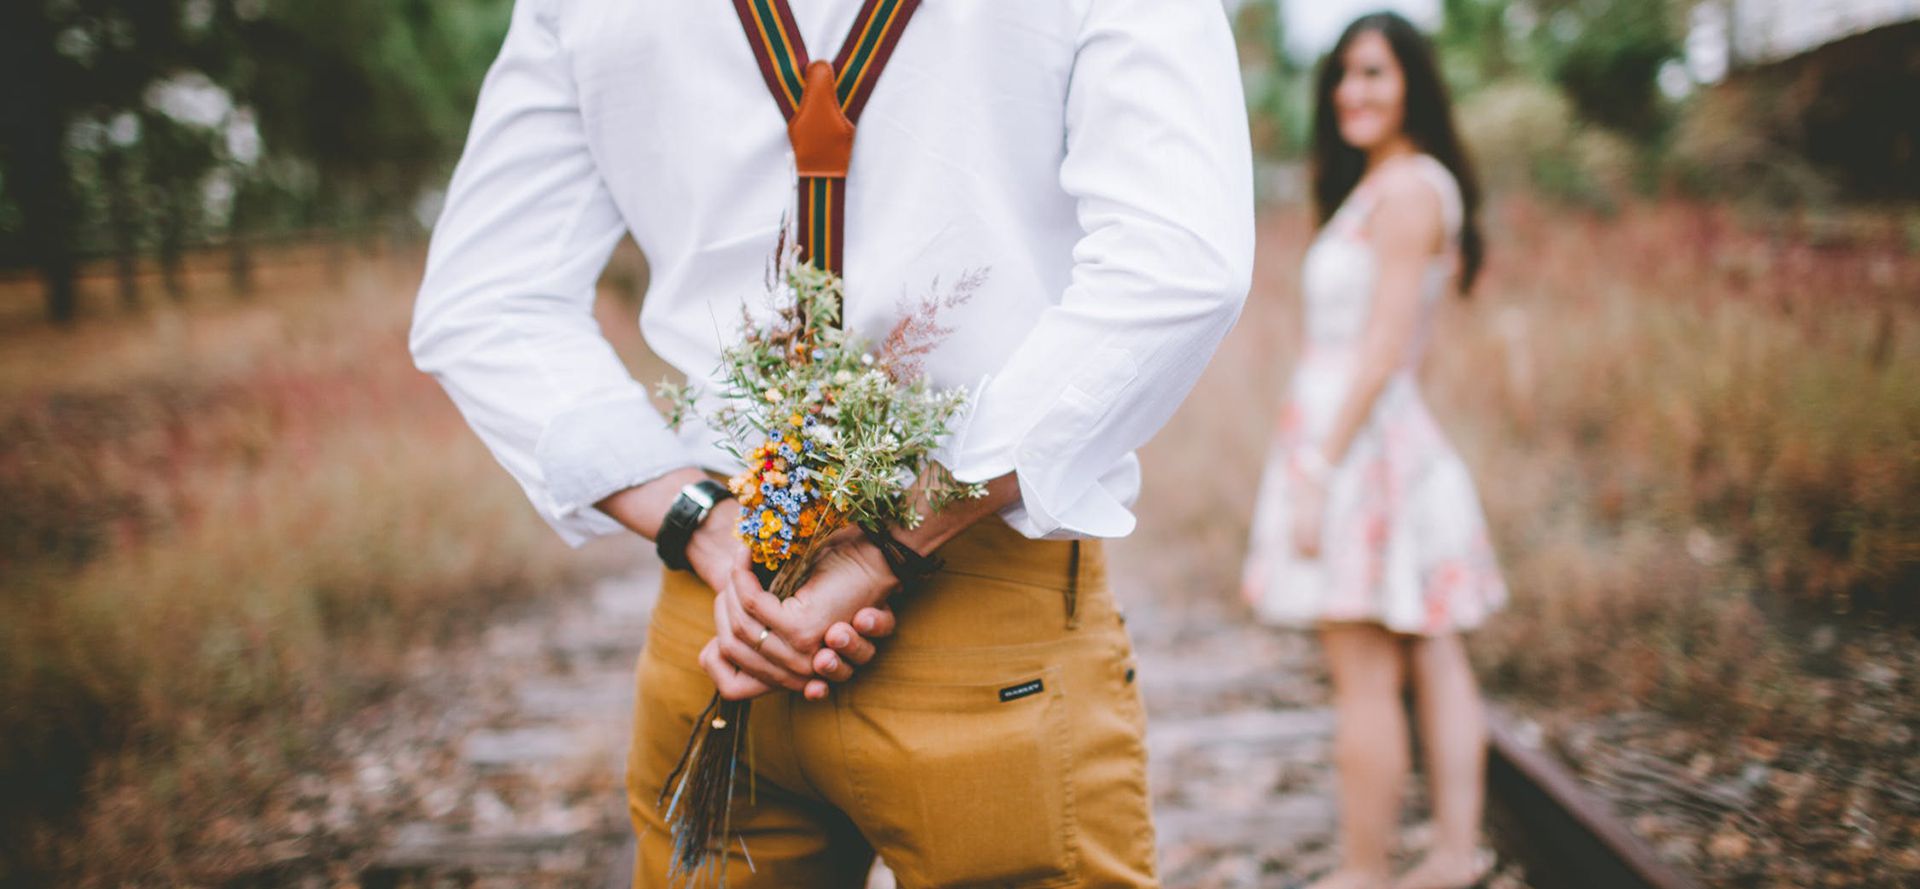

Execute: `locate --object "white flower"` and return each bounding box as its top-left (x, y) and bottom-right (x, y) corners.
top-left (834, 370), bottom-right (854, 385)
top-left (861, 353), bottom-right (875, 366)
top-left (765, 388), bottom-right (783, 402)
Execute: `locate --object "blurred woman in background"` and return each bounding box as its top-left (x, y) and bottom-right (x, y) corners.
top-left (1240, 12), bottom-right (1508, 889)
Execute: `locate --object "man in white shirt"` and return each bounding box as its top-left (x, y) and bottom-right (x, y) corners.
top-left (412, 0), bottom-right (1252, 884)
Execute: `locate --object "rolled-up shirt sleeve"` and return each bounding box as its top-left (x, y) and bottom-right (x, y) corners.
top-left (410, 0), bottom-right (696, 546)
top-left (944, 0), bottom-right (1255, 539)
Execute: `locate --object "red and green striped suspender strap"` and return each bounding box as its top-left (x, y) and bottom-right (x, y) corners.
top-left (731, 0), bottom-right (921, 274)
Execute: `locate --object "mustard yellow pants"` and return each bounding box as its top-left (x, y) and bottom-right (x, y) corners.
top-left (625, 520), bottom-right (1158, 888)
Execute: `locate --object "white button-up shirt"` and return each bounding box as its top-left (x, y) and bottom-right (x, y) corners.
top-left (411, 0), bottom-right (1255, 545)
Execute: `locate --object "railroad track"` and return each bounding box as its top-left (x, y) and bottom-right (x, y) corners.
top-left (1486, 716), bottom-right (1702, 889)
top-left (1120, 586), bottom-right (1706, 889)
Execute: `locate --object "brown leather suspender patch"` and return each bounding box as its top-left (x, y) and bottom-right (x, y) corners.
top-left (732, 0), bottom-right (922, 274)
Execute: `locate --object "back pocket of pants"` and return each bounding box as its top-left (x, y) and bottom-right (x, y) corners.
top-left (843, 665), bottom-right (1076, 888)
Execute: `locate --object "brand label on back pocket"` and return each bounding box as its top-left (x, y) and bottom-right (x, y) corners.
top-left (998, 679), bottom-right (1045, 702)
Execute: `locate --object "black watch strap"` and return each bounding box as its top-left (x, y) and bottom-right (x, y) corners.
top-left (862, 526), bottom-right (943, 589)
top-left (657, 479), bottom-right (732, 572)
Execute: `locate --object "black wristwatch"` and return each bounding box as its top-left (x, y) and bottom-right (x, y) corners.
top-left (656, 479), bottom-right (732, 572)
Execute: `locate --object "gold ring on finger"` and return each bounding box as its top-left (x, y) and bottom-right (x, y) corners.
top-left (755, 627), bottom-right (770, 650)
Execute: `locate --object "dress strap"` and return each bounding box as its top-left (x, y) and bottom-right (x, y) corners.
top-left (1406, 154), bottom-right (1464, 240)
top-left (732, 0), bottom-right (923, 275)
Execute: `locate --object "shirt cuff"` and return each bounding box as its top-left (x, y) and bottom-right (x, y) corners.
top-left (534, 390), bottom-right (699, 541)
top-left (943, 382), bottom-right (1139, 541)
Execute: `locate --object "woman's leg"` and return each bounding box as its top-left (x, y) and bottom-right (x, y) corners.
top-left (1309, 622), bottom-right (1410, 889)
top-left (1395, 633), bottom-right (1490, 889)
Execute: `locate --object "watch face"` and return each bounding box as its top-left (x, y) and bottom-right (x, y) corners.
top-left (685, 485), bottom-right (718, 511)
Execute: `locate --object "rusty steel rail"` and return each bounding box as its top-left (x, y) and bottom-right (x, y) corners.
top-left (1486, 716), bottom-right (1702, 889)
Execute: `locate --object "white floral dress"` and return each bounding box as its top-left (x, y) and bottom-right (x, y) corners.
top-left (1240, 154), bottom-right (1507, 636)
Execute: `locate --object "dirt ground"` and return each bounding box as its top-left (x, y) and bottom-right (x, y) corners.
top-left (234, 546), bottom-right (1545, 889)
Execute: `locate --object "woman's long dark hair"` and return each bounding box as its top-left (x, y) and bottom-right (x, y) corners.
top-left (1311, 12), bottom-right (1484, 294)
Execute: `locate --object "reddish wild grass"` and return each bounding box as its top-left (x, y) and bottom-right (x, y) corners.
top-left (0, 247), bottom-right (651, 884)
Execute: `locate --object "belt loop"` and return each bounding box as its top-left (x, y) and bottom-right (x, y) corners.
top-left (1065, 540), bottom-right (1081, 630)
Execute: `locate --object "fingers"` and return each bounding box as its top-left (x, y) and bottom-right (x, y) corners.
top-left (824, 621), bottom-right (877, 667)
top-left (712, 592), bottom-right (811, 694)
top-left (721, 583), bottom-right (815, 677)
top-left (714, 624), bottom-right (811, 694)
top-left (853, 606), bottom-right (895, 638)
top-left (699, 638), bottom-right (774, 702)
top-left (735, 574), bottom-right (820, 656)
top-left (811, 645), bottom-right (855, 682)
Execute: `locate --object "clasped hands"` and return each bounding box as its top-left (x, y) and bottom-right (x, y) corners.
top-left (687, 520), bottom-right (900, 701)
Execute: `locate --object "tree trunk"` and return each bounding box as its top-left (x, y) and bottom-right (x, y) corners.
top-left (103, 149), bottom-right (143, 310)
top-left (228, 178), bottom-right (254, 298)
top-left (0, 3), bottom-right (80, 324)
top-left (160, 186), bottom-right (187, 302)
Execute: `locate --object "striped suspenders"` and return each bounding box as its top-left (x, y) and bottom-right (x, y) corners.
top-left (731, 0), bottom-right (921, 274)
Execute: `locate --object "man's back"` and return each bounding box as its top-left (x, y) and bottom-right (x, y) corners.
top-left (414, 0), bottom-right (1253, 545)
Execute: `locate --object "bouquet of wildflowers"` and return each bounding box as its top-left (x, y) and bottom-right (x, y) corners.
top-left (654, 247), bottom-right (983, 882)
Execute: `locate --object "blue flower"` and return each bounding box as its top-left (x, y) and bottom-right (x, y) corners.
top-left (811, 349), bottom-right (826, 360)
top-left (759, 481), bottom-right (774, 495)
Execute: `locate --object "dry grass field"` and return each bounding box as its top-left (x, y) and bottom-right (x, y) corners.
top-left (0, 242), bottom-right (651, 883)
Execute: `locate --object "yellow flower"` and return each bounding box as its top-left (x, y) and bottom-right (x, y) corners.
top-left (790, 414), bottom-right (805, 427)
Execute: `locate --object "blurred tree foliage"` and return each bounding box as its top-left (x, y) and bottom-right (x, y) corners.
top-left (1238, 0), bottom-right (1699, 208)
top-left (1438, 0), bottom-right (1522, 91)
top-left (1244, 0), bottom-right (1685, 163)
top-left (1438, 0), bottom-right (1684, 140)
top-left (1235, 1), bottom-right (1313, 163)
top-left (1530, 0), bottom-right (1681, 138)
top-left (0, 0), bottom-right (512, 323)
